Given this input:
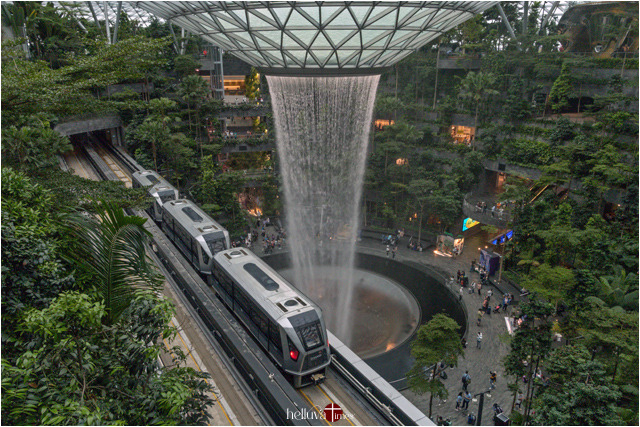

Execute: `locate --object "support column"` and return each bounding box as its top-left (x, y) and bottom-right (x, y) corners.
top-left (496, 3), bottom-right (521, 51)
top-left (104, 1), bottom-right (111, 44)
top-left (112, 1), bottom-right (122, 43)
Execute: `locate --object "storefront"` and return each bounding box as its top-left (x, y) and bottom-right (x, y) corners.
top-left (450, 125), bottom-right (475, 145)
top-left (434, 233), bottom-right (465, 257)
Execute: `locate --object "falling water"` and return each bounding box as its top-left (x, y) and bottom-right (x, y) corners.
top-left (268, 75), bottom-right (380, 345)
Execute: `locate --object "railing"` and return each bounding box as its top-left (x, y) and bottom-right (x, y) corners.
top-left (462, 197), bottom-right (511, 227)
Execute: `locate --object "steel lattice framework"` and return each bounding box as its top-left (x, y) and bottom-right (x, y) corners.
top-left (135, 1), bottom-right (496, 71)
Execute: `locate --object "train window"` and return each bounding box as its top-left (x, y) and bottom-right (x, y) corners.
top-left (296, 323), bottom-right (322, 351)
top-left (243, 263), bottom-right (279, 291)
top-left (269, 322), bottom-right (282, 352)
top-left (255, 310), bottom-right (269, 336)
top-left (146, 175), bottom-right (160, 185)
top-left (158, 190), bottom-right (176, 204)
top-left (235, 289), bottom-right (250, 314)
top-left (204, 233), bottom-right (227, 254)
top-left (182, 207), bottom-right (203, 222)
top-left (202, 250), bottom-right (210, 266)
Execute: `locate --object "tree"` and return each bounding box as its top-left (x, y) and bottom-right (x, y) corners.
top-left (64, 202), bottom-right (162, 325)
top-left (549, 62), bottom-right (573, 113)
top-left (2, 121), bottom-right (72, 170)
top-left (173, 54), bottom-right (201, 78)
top-left (407, 178), bottom-right (437, 242)
top-left (532, 345), bottom-right (623, 426)
top-left (595, 265), bottom-right (639, 311)
top-left (178, 74), bottom-right (210, 144)
top-left (1, 292), bottom-right (214, 425)
top-left (503, 298), bottom-right (554, 423)
top-left (1, 168), bottom-right (76, 340)
top-left (457, 71), bottom-right (498, 150)
top-left (407, 314), bottom-right (464, 418)
top-left (244, 67), bottom-right (260, 100)
top-left (134, 118), bottom-right (169, 171)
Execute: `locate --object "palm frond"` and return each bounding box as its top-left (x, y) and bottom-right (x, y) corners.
top-left (65, 200), bottom-right (161, 324)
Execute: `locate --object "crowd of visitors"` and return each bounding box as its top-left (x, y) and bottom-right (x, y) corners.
top-left (233, 217), bottom-right (287, 254)
top-left (473, 201), bottom-right (510, 219)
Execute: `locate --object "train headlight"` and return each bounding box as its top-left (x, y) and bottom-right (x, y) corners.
top-left (290, 349), bottom-right (299, 361)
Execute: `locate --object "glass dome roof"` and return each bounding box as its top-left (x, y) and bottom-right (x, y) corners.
top-left (135, 1), bottom-right (496, 72)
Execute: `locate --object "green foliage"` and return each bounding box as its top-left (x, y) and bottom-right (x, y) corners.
top-left (2, 35), bottom-right (170, 124)
top-left (532, 345), bottom-right (623, 426)
top-left (1, 292), bottom-right (214, 425)
top-left (375, 95), bottom-right (405, 117)
top-left (64, 201), bottom-right (162, 324)
top-left (244, 67), bottom-right (260, 100)
top-left (502, 138), bottom-right (554, 166)
top-left (2, 119), bottom-right (72, 170)
top-left (593, 111), bottom-right (638, 135)
top-left (549, 62), bottom-right (573, 112)
top-left (173, 54), bottom-right (201, 78)
top-left (408, 314), bottom-right (463, 416)
top-left (1, 168), bottom-right (75, 333)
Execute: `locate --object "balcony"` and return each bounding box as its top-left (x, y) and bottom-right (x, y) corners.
top-left (462, 192), bottom-right (511, 229)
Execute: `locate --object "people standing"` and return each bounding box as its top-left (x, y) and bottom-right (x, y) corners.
top-left (476, 332), bottom-right (483, 349)
top-left (477, 281), bottom-right (482, 296)
top-left (489, 371), bottom-right (497, 389)
top-left (477, 309), bottom-right (484, 327)
top-left (386, 245), bottom-right (390, 257)
top-left (515, 391), bottom-right (524, 410)
top-left (459, 286), bottom-right (464, 301)
top-left (462, 390), bottom-right (472, 410)
top-left (392, 246), bottom-right (397, 259)
top-left (470, 260), bottom-right (475, 272)
top-left (455, 392), bottom-right (463, 411)
top-left (462, 371), bottom-right (471, 391)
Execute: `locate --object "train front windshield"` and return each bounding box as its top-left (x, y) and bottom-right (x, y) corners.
top-left (158, 190), bottom-right (176, 204)
top-left (297, 323), bottom-right (322, 350)
top-left (205, 234), bottom-right (227, 255)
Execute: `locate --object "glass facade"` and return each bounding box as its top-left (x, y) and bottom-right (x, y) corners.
top-left (136, 1), bottom-right (497, 70)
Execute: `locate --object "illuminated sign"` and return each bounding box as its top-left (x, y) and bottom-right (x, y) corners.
top-left (462, 217), bottom-right (480, 231)
top-left (490, 230), bottom-right (514, 245)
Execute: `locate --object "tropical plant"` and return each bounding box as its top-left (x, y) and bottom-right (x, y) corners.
top-left (65, 201), bottom-right (162, 325)
top-left (178, 74), bottom-right (210, 142)
top-left (457, 71), bottom-right (498, 150)
top-left (407, 314), bottom-right (464, 417)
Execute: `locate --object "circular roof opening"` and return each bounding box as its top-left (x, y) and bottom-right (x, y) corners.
top-left (284, 299), bottom-right (299, 307)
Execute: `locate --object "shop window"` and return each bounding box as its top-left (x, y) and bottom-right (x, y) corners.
top-left (450, 125), bottom-right (476, 146)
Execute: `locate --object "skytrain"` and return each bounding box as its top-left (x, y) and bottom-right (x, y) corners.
top-left (133, 170), bottom-right (329, 387)
top-left (212, 248), bottom-right (330, 387)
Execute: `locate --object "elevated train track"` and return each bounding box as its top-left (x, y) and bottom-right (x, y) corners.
top-left (65, 138), bottom-right (431, 426)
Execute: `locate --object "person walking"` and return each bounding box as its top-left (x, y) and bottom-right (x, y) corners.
top-left (470, 259), bottom-right (475, 273)
top-left (462, 371), bottom-right (471, 391)
top-left (477, 281), bottom-right (482, 296)
top-left (459, 286), bottom-right (464, 301)
top-left (515, 391), bottom-right (524, 410)
top-left (477, 309), bottom-right (484, 327)
top-left (476, 332), bottom-right (483, 349)
top-left (392, 245), bottom-right (397, 259)
top-left (461, 390), bottom-right (472, 410)
top-left (386, 245), bottom-right (390, 257)
top-left (455, 392), bottom-right (463, 411)
top-left (489, 371), bottom-right (497, 389)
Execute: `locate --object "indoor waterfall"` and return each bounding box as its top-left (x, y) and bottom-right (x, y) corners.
top-left (268, 74), bottom-right (380, 345)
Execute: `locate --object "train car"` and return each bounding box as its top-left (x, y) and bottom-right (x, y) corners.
top-left (161, 199), bottom-right (231, 274)
top-left (132, 170), bottom-right (179, 222)
top-left (212, 248), bottom-right (331, 388)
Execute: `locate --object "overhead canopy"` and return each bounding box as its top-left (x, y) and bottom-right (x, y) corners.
top-left (135, 1), bottom-right (497, 72)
